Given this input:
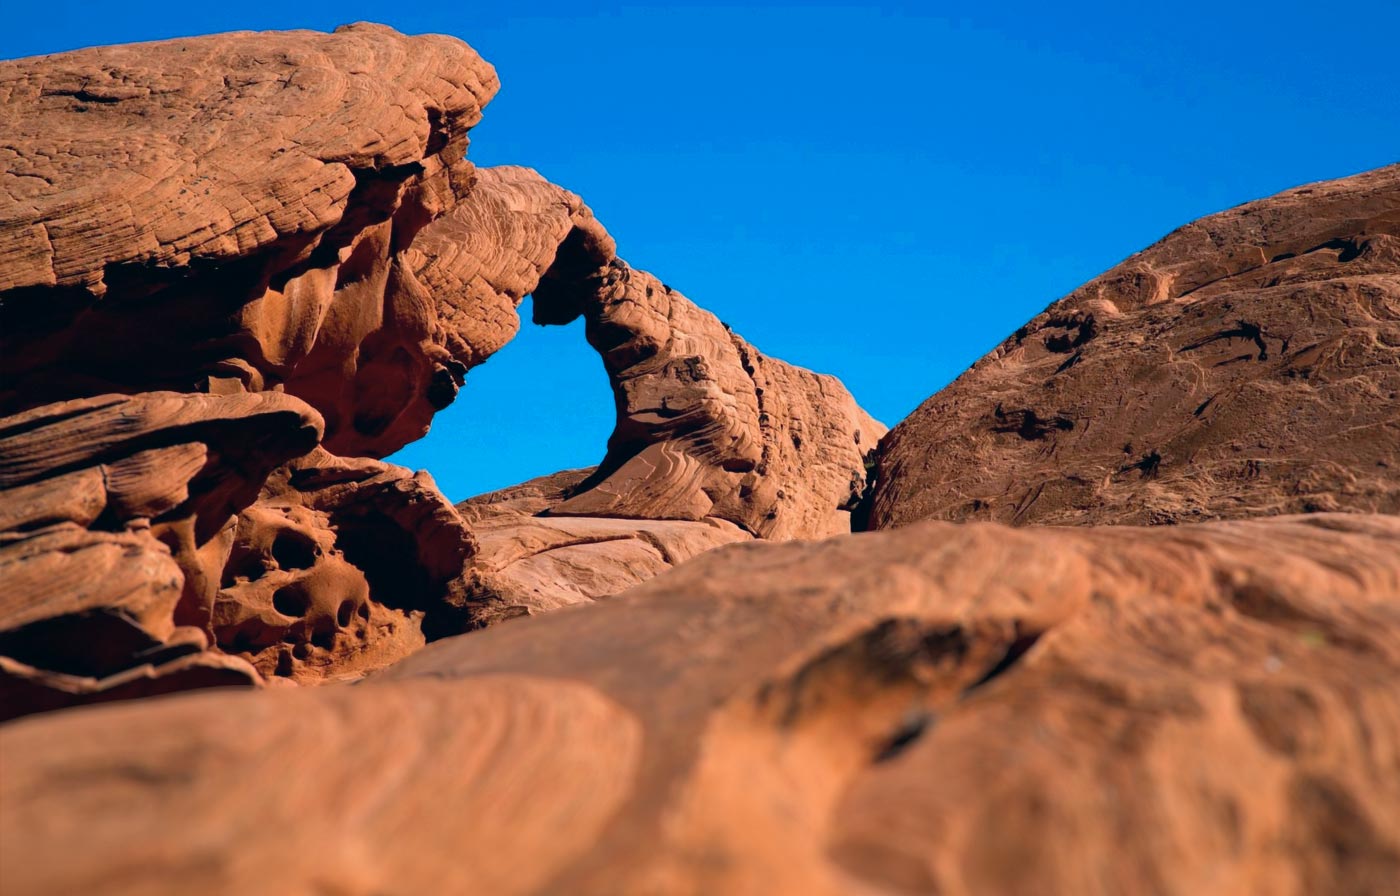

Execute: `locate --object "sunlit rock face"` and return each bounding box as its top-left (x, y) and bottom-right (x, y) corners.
top-left (869, 163), bottom-right (1400, 529)
top-left (0, 24), bottom-right (498, 705)
top-left (0, 23), bottom-right (500, 458)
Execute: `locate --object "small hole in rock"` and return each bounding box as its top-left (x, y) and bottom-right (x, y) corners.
top-left (270, 530), bottom-right (318, 571)
top-left (337, 600), bottom-right (355, 628)
top-left (272, 586), bottom-right (310, 618)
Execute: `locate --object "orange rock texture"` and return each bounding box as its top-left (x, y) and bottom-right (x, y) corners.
top-left (4, 514), bottom-right (1398, 894)
top-left (0, 27), bottom-right (879, 706)
top-left (2, 21), bottom-right (1399, 896)
top-left (869, 164), bottom-right (1400, 528)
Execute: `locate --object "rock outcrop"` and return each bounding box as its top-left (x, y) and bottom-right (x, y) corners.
top-left (5, 513), bottom-right (1398, 895)
top-left (214, 448), bottom-right (476, 682)
top-left (418, 166), bottom-right (884, 541)
top-left (0, 24), bottom-right (500, 706)
top-left (5, 19), bottom-right (1397, 896)
top-left (0, 29), bottom-right (880, 706)
top-left (869, 165), bottom-right (1400, 528)
top-left (415, 167), bottom-right (882, 622)
top-left (0, 392), bottom-right (320, 719)
top-left (0, 23), bottom-right (500, 457)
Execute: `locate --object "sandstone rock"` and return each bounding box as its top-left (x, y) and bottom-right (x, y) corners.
top-left (457, 468), bottom-right (751, 624)
top-left (0, 29), bottom-right (883, 711)
top-left (538, 260), bottom-right (883, 539)
top-left (403, 166), bottom-right (884, 622)
top-left (0, 651), bottom-right (260, 723)
top-left (869, 164), bottom-right (1400, 528)
top-left (0, 24), bottom-right (500, 457)
top-left (0, 392), bottom-right (321, 717)
top-left (405, 164), bottom-right (616, 369)
top-left (4, 514), bottom-right (1397, 894)
top-left (424, 167), bottom-right (885, 540)
top-left (1, 19), bottom-right (1398, 895)
top-left (0, 25), bottom-right (504, 710)
top-left (214, 448), bottom-right (475, 682)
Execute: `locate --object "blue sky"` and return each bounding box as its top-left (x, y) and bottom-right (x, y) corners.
top-left (8, 3), bottom-right (1399, 500)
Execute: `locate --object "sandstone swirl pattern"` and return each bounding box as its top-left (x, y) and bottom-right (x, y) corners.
top-left (4, 514), bottom-right (1398, 895)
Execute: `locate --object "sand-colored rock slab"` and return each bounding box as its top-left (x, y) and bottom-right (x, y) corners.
top-left (0, 23), bottom-right (496, 294)
top-left (457, 468), bottom-right (751, 623)
top-left (0, 676), bottom-right (641, 896)
top-left (869, 164), bottom-right (1400, 528)
top-left (4, 514), bottom-right (1397, 894)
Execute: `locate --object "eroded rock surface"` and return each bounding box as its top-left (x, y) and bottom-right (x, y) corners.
top-left (2, 20), bottom-right (1399, 896)
top-left (869, 164), bottom-right (1400, 528)
top-left (0, 392), bottom-right (321, 719)
top-left (4, 514), bottom-right (1397, 895)
top-left (398, 166), bottom-right (883, 621)
top-left (214, 448), bottom-right (475, 681)
top-left (0, 30), bottom-right (882, 708)
top-left (0, 24), bottom-right (500, 710)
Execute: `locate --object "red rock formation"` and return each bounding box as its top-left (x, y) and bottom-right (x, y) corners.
top-left (0, 30), bottom-right (881, 705)
top-left (0, 24), bottom-right (500, 708)
top-left (0, 23), bottom-right (499, 457)
top-left (4, 514), bottom-right (1397, 894)
top-left (7, 22), bottom-right (1395, 895)
top-left (869, 165), bottom-right (1400, 528)
top-left (214, 448), bottom-right (475, 681)
top-left (396, 166), bottom-right (883, 621)
top-left (424, 167), bottom-right (885, 541)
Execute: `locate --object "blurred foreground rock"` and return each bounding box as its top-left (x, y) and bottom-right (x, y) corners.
top-left (4, 514), bottom-right (1398, 894)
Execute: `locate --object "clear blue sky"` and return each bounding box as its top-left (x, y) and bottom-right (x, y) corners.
top-left (8, 3), bottom-right (1398, 500)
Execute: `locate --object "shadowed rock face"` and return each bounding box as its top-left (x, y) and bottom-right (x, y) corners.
top-left (4, 514), bottom-right (1398, 895)
top-left (213, 448), bottom-right (476, 682)
top-left (0, 392), bottom-right (322, 719)
top-left (0, 25), bottom-right (500, 706)
top-left (869, 164), bottom-right (1400, 529)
